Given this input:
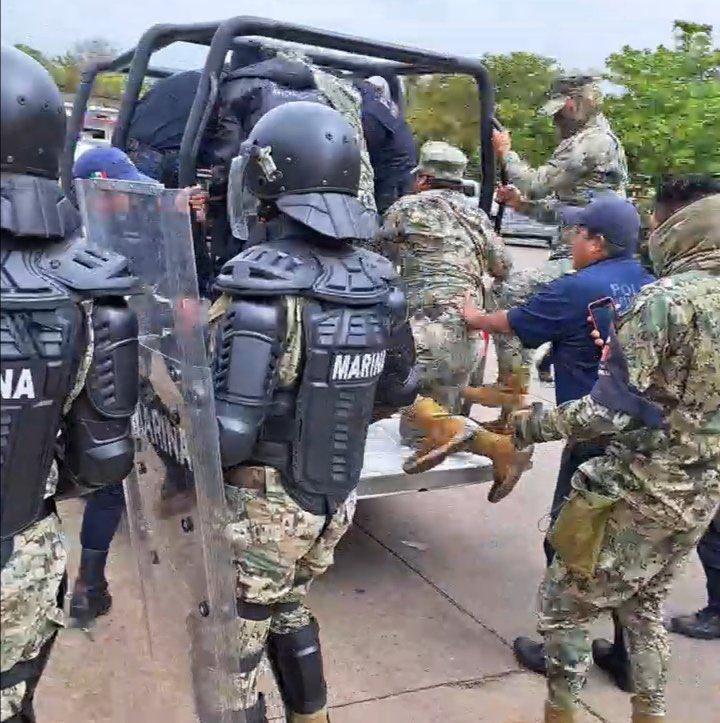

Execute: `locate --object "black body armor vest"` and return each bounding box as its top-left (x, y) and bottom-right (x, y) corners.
top-left (1, 175), bottom-right (138, 539)
top-left (214, 225), bottom-right (402, 514)
top-left (1, 243), bottom-right (83, 537)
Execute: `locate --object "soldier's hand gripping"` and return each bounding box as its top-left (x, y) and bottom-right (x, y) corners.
top-left (187, 185), bottom-right (209, 222)
top-left (462, 290), bottom-right (486, 328)
top-left (510, 402), bottom-right (546, 450)
top-left (492, 129), bottom-right (512, 158)
top-left (495, 184), bottom-right (523, 211)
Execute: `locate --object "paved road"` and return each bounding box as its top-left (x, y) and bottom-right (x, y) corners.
top-left (38, 247), bottom-right (719, 722)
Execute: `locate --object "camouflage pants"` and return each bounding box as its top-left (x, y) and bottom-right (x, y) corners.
top-left (410, 315), bottom-right (484, 413)
top-left (224, 468), bottom-right (356, 711)
top-left (539, 484), bottom-right (707, 716)
top-left (1, 515), bottom-right (66, 722)
top-left (490, 257), bottom-right (573, 383)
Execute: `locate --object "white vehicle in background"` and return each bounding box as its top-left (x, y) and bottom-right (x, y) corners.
top-left (64, 101), bottom-right (118, 160)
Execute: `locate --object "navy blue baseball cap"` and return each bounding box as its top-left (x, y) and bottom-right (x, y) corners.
top-left (72, 146), bottom-right (155, 183)
top-left (561, 195), bottom-right (640, 256)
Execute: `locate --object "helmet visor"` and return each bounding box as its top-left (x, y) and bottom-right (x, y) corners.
top-left (227, 146), bottom-right (256, 241)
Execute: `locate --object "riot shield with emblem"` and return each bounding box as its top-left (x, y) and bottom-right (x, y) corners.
top-left (75, 178), bottom-right (244, 723)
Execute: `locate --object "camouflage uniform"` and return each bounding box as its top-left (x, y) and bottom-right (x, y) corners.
top-left (1, 305), bottom-right (94, 721)
top-left (493, 77), bottom-right (628, 385)
top-left (309, 68), bottom-right (377, 215)
top-left (0, 515), bottom-right (66, 722)
top-left (489, 257), bottom-right (574, 386)
top-left (515, 193), bottom-right (720, 717)
top-left (377, 142), bottom-right (511, 412)
top-left (225, 472), bottom-right (356, 711)
top-left (208, 294), bottom-right (358, 713)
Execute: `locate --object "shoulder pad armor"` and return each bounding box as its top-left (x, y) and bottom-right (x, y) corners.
top-left (1, 174), bottom-right (81, 239)
top-left (358, 247), bottom-right (398, 284)
top-left (41, 239), bottom-right (140, 298)
top-left (215, 239), bottom-right (393, 305)
top-left (215, 239), bottom-right (320, 296)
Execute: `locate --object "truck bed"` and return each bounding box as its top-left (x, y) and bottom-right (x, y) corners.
top-left (358, 416), bottom-right (493, 498)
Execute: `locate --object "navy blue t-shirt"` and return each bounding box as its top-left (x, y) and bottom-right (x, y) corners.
top-left (507, 257), bottom-right (655, 405)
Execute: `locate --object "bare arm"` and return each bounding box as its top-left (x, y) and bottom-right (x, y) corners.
top-left (462, 292), bottom-right (512, 333)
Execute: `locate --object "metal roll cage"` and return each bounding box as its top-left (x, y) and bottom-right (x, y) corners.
top-left (64, 16), bottom-right (498, 216)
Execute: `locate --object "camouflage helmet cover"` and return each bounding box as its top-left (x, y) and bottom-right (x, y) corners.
top-left (541, 74), bottom-right (602, 116)
top-left (413, 140), bottom-right (468, 182)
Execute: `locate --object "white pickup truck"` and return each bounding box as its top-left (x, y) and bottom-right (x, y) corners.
top-left (65, 102), bottom-right (118, 160)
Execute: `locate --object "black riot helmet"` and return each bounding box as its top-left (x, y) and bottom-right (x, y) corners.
top-left (1, 45), bottom-right (66, 180)
top-left (228, 101), bottom-right (376, 241)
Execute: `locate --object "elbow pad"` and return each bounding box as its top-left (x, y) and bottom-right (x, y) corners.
top-left (385, 364), bottom-right (420, 409)
top-left (374, 320), bottom-right (418, 411)
top-left (65, 301), bottom-right (139, 490)
top-left (213, 297), bottom-right (285, 468)
top-left (386, 283), bottom-right (408, 330)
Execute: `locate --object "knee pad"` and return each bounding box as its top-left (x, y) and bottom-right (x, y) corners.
top-left (267, 619), bottom-right (327, 715)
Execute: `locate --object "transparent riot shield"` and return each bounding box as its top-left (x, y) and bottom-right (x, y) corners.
top-left (75, 178), bottom-right (243, 723)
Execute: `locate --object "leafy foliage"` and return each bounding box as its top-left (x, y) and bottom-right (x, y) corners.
top-left (405, 21), bottom-right (719, 184)
top-left (603, 21), bottom-right (720, 179)
top-left (15, 21), bottom-right (719, 182)
top-left (405, 52), bottom-right (558, 176)
top-left (13, 39), bottom-right (126, 103)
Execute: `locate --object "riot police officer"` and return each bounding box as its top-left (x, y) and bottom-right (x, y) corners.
top-left (358, 77), bottom-right (417, 213)
top-left (0, 46), bottom-right (139, 722)
top-left (211, 101), bottom-right (413, 722)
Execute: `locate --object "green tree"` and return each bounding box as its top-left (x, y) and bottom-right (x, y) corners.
top-left (484, 52), bottom-right (559, 169)
top-left (672, 20), bottom-right (713, 52)
top-left (51, 50), bottom-right (82, 93)
top-left (405, 52), bottom-right (560, 178)
top-left (604, 20), bottom-right (720, 179)
top-left (14, 39), bottom-right (126, 100)
top-left (13, 44), bottom-right (52, 69)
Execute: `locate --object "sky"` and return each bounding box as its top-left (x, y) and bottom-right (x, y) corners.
top-left (2, 0), bottom-right (719, 72)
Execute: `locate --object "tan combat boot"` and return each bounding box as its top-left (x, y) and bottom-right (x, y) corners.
top-left (468, 425), bottom-right (534, 503)
top-left (402, 397), bottom-right (533, 502)
top-left (401, 396), bottom-right (478, 473)
top-left (464, 370), bottom-right (531, 434)
top-left (545, 701), bottom-right (575, 723)
top-left (463, 371), bottom-right (529, 409)
top-left (287, 710), bottom-right (330, 722)
top-left (631, 703), bottom-right (665, 723)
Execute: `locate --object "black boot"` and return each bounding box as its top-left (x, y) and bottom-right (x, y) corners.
top-left (670, 606), bottom-right (720, 640)
top-left (69, 548), bottom-right (112, 623)
top-left (513, 636), bottom-right (547, 675)
top-left (536, 348), bottom-right (554, 384)
top-left (591, 616), bottom-right (633, 693)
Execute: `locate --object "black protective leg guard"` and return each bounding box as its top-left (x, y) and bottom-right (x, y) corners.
top-left (267, 620), bottom-right (327, 716)
top-left (69, 548), bottom-right (111, 622)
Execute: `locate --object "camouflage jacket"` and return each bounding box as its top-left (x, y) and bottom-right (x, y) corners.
top-left (377, 189), bottom-right (512, 318)
top-left (312, 68), bottom-right (377, 214)
top-left (516, 194), bottom-right (720, 531)
top-left (506, 113), bottom-right (628, 224)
